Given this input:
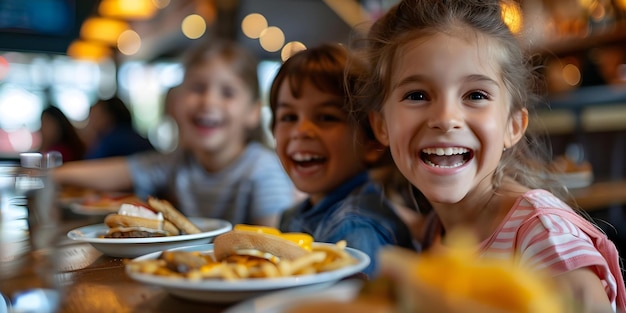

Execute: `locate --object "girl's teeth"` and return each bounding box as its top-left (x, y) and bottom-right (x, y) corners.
top-left (421, 147), bottom-right (470, 168)
top-left (424, 160), bottom-right (465, 168)
top-left (422, 147), bottom-right (469, 156)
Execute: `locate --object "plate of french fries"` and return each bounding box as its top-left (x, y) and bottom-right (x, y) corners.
top-left (125, 242), bottom-right (370, 303)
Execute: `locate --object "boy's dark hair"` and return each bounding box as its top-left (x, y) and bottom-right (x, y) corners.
top-left (268, 43), bottom-right (375, 141)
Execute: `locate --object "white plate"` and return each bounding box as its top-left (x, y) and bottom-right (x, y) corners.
top-left (66, 218), bottom-right (232, 258)
top-left (224, 279), bottom-right (363, 313)
top-left (126, 243), bottom-right (370, 303)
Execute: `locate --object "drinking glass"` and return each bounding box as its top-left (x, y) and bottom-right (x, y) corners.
top-left (0, 152), bottom-right (62, 313)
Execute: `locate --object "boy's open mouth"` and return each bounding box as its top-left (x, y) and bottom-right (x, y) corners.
top-left (291, 153), bottom-right (327, 168)
top-left (421, 147), bottom-right (472, 168)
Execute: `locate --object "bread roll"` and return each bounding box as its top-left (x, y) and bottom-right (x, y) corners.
top-left (104, 213), bottom-right (180, 236)
top-left (213, 230), bottom-right (309, 262)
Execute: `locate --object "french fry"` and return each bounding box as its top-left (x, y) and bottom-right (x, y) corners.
top-left (233, 263), bottom-right (249, 278)
top-left (279, 251), bottom-right (327, 276)
top-left (200, 263), bottom-right (229, 279)
top-left (319, 257), bottom-right (356, 272)
top-left (260, 262), bottom-right (280, 278)
top-left (313, 242), bottom-right (352, 261)
top-left (336, 240), bottom-right (347, 249)
top-left (220, 264), bottom-right (239, 280)
top-left (187, 270), bottom-right (204, 280)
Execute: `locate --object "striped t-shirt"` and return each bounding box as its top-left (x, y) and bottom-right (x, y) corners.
top-left (478, 189), bottom-right (626, 311)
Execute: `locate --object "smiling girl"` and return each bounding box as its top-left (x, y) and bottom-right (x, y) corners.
top-left (352, 0), bottom-right (626, 311)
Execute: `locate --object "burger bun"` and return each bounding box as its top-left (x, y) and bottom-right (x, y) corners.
top-left (213, 230), bottom-right (309, 262)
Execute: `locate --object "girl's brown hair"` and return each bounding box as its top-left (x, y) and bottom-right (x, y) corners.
top-left (350, 0), bottom-right (569, 204)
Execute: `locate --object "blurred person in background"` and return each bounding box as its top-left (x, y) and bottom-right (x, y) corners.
top-left (82, 96), bottom-right (154, 159)
top-left (54, 39), bottom-right (297, 227)
top-left (39, 106), bottom-right (86, 162)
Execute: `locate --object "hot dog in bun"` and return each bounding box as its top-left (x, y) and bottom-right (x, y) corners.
top-left (103, 197), bottom-right (201, 238)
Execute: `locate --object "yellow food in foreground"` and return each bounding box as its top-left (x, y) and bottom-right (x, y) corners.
top-left (379, 232), bottom-right (566, 313)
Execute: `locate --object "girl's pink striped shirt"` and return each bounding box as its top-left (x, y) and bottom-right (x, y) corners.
top-left (478, 189), bottom-right (626, 312)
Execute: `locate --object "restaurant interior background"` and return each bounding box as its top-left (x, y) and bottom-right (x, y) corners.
top-left (0, 0), bottom-right (624, 184)
top-left (0, 2), bottom-right (625, 311)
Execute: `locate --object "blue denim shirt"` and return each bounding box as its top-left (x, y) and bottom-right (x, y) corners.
top-left (279, 171), bottom-right (415, 277)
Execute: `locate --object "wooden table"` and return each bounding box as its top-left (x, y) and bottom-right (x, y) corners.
top-left (11, 180), bottom-right (619, 312)
top-left (0, 211), bottom-right (234, 313)
top-left (570, 179), bottom-right (626, 211)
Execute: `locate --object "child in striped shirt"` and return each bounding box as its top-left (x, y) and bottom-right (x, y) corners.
top-left (352, 0), bottom-right (626, 311)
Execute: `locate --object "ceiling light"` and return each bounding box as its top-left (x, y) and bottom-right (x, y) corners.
top-left (117, 30), bottom-right (142, 56)
top-left (67, 40), bottom-right (112, 62)
top-left (99, 0), bottom-right (157, 20)
top-left (281, 42), bottom-right (306, 62)
top-left (152, 0), bottom-right (171, 9)
top-left (259, 26), bottom-right (285, 53)
top-left (242, 13), bottom-right (268, 39)
top-left (80, 17), bottom-right (129, 46)
top-left (501, 1), bottom-right (523, 34)
top-left (181, 14), bottom-right (206, 39)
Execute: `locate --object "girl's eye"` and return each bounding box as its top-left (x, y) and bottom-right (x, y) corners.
top-left (467, 91), bottom-right (489, 101)
top-left (404, 91), bottom-right (428, 101)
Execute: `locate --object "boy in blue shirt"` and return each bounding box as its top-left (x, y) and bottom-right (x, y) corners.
top-left (269, 43), bottom-right (416, 277)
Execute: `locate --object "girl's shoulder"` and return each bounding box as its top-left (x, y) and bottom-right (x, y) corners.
top-left (512, 189), bottom-right (582, 230)
top-left (517, 189), bottom-right (573, 211)
top-left (485, 190), bottom-right (587, 248)
top-left (484, 190), bottom-right (607, 264)
top-left (513, 189), bottom-right (605, 242)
